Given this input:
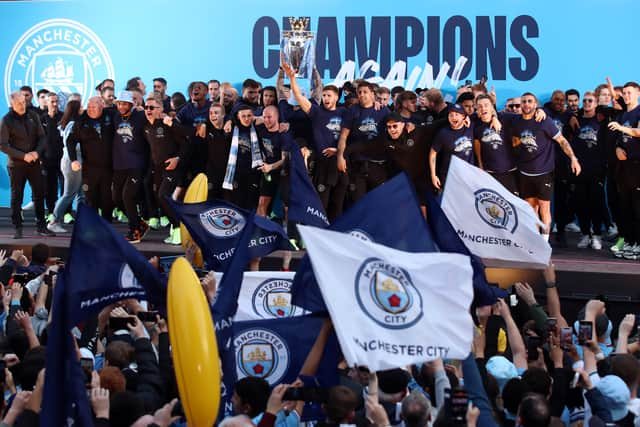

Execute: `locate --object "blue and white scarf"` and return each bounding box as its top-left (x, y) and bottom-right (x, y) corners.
top-left (223, 125), bottom-right (262, 190)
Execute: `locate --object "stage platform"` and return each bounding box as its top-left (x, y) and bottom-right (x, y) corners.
top-left (3, 209), bottom-right (640, 326)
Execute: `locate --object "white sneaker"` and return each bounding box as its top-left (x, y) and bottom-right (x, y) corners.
top-left (607, 224), bottom-right (619, 238)
top-left (47, 222), bottom-right (67, 233)
top-left (616, 243), bottom-right (633, 258)
top-left (565, 223), bottom-right (581, 233)
top-left (577, 234), bottom-right (591, 248)
top-left (22, 201), bottom-right (34, 211)
top-left (591, 235), bottom-right (602, 250)
top-left (623, 244), bottom-right (640, 260)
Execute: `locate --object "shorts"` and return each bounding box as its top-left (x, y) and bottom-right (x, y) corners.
top-left (259, 172), bottom-right (280, 197)
top-left (519, 171), bottom-right (554, 201)
top-left (489, 170), bottom-right (519, 196)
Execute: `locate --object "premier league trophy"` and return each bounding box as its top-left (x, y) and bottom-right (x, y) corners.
top-left (281, 17), bottom-right (315, 80)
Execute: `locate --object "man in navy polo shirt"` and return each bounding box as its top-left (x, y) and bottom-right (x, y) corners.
top-left (337, 81), bottom-right (390, 202)
top-left (608, 81), bottom-right (640, 260)
top-left (511, 92), bottom-right (581, 242)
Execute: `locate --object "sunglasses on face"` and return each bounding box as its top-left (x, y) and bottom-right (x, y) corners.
top-left (387, 123), bottom-right (402, 130)
top-left (583, 99), bottom-right (595, 103)
top-left (508, 104), bottom-right (521, 109)
top-left (144, 105), bottom-right (158, 111)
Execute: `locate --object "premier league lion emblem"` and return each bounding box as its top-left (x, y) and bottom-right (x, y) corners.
top-left (355, 258), bottom-right (423, 329)
top-left (234, 329), bottom-right (289, 385)
top-left (474, 189), bottom-right (518, 233)
top-left (199, 207), bottom-right (246, 238)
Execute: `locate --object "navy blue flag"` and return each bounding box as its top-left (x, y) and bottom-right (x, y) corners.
top-left (167, 198), bottom-right (293, 271)
top-left (287, 141), bottom-right (329, 227)
top-left (424, 192), bottom-right (503, 306)
top-left (64, 204), bottom-right (166, 324)
top-left (220, 315), bottom-right (339, 422)
top-left (42, 204), bottom-right (169, 426)
top-left (41, 275), bottom-right (94, 427)
top-left (291, 173), bottom-right (438, 312)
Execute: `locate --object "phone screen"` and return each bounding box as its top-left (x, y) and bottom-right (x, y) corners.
top-left (578, 321), bottom-right (593, 344)
top-left (560, 327), bottom-right (573, 350)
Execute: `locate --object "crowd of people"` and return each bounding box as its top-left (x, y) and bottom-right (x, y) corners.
top-left (1, 68), bottom-right (639, 259)
top-left (0, 67), bottom-right (640, 425)
top-left (0, 242), bottom-right (635, 426)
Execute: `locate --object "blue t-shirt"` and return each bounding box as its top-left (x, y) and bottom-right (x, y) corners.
top-left (618, 105), bottom-right (640, 160)
top-left (112, 109), bottom-right (148, 170)
top-left (307, 103), bottom-right (346, 152)
top-left (343, 104), bottom-right (389, 161)
top-left (570, 115), bottom-right (603, 174)
top-left (256, 125), bottom-right (293, 164)
top-left (177, 100), bottom-right (212, 144)
top-left (511, 116), bottom-right (560, 175)
top-left (473, 114), bottom-right (517, 174)
top-left (432, 125), bottom-right (475, 178)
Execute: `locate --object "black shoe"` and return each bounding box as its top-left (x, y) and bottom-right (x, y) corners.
top-left (554, 232), bottom-right (567, 248)
top-left (37, 227), bottom-right (55, 237)
top-left (13, 228), bottom-right (23, 239)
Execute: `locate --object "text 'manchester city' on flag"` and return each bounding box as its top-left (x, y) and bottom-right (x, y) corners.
top-left (298, 225), bottom-right (474, 372)
top-left (441, 157), bottom-right (552, 268)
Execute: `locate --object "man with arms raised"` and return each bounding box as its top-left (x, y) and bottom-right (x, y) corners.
top-left (282, 61), bottom-right (349, 221)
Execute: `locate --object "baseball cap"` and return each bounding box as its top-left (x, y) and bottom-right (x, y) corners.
top-left (596, 375), bottom-right (630, 421)
top-left (116, 91), bottom-right (134, 104)
top-left (448, 103), bottom-right (466, 115)
top-left (486, 356), bottom-right (518, 392)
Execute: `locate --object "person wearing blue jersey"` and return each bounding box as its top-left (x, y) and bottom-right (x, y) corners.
top-left (511, 92), bottom-right (582, 242)
top-left (608, 81), bottom-right (640, 260)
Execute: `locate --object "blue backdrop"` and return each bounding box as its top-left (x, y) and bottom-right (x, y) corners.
top-left (0, 0), bottom-right (638, 206)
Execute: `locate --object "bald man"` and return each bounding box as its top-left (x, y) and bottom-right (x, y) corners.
top-left (67, 96), bottom-right (116, 221)
top-left (255, 105), bottom-right (289, 216)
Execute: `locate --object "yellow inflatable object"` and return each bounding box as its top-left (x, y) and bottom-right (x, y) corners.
top-left (168, 257), bottom-right (220, 425)
top-left (181, 173), bottom-right (208, 267)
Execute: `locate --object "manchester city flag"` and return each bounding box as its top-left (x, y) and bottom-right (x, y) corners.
top-left (441, 157), bottom-right (552, 268)
top-left (288, 141), bottom-right (330, 228)
top-left (211, 271), bottom-right (308, 321)
top-left (298, 225), bottom-right (474, 371)
top-left (167, 198), bottom-right (293, 271)
top-left (291, 173), bottom-right (437, 312)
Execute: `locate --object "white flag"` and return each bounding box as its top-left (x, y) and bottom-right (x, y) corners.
top-left (211, 271), bottom-right (307, 321)
top-left (298, 225), bottom-right (474, 371)
top-left (441, 157), bottom-right (551, 268)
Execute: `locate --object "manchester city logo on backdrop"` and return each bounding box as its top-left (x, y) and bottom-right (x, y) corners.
top-left (234, 328), bottom-right (289, 385)
top-left (199, 207), bottom-right (246, 238)
top-left (355, 258), bottom-right (423, 329)
top-left (252, 278), bottom-right (301, 318)
top-left (4, 19), bottom-right (115, 106)
top-left (474, 188), bottom-right (518, 233)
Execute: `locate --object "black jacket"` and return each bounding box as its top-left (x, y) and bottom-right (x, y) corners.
top-left (67, 110), bottom-right (115, 169)
top-left (0, 109), bottom-right (46, 166)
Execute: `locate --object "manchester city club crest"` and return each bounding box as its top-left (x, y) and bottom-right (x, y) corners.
top-left (119, 263), bottom-right (142, 289)
top-left (474, 188), bottom-right (519, 233)
top-left (348, 229), bottom-right (374, 243)
top-left (199, 207), bottom-right (246, 238)
top-left (355, 258), bottom-right (423, 329)
top-left (252, 278), bottom-right (302, 318)
top-left (234, 329), bottom-right (289, 385)
top-left (4, 19), bottom-right (115, 107)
